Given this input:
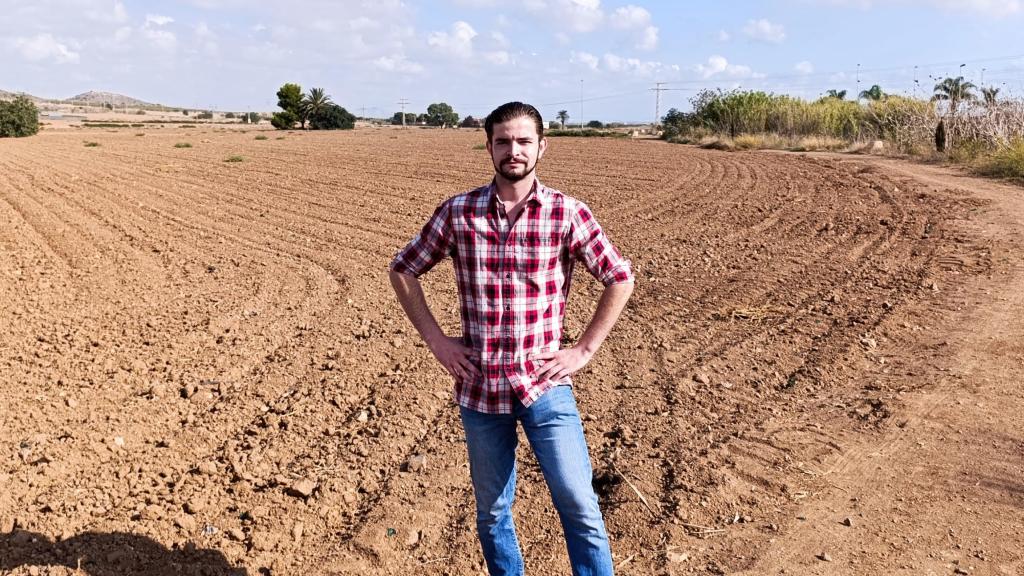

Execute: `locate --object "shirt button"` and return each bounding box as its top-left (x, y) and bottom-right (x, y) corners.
top-left (505, 273), bottom-right (511, 279)
top-left (504, 305), bottom-right (510, 311)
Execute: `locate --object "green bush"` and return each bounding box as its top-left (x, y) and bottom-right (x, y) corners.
top-left (271, 110), bottom-right (298, 130)
top-left (308, 104), bottom-right (355, 130)
top-left (224, 155), bottom-right (244, 162)
top-left (0, 95), bottom-right (40, 137)
top-left (174, 142), bottom-right (192, 148)
top-left (254, 135), bottom-right (268, 140)
top-left (586, 120), bottom-right (604, 129)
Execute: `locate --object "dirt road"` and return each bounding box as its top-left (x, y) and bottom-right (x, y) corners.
top-left (0, 128), bottom-right (1020, 575)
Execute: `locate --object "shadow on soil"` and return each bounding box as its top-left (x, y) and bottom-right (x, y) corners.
top-left (0, 529), bottom-right (246, 575)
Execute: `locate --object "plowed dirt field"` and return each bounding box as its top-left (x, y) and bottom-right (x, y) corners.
top-left (1, 126), bottom-right (1021, 576)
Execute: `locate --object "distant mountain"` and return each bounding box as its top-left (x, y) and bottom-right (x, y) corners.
top-left (0, 89), bottom-right (161, 108)
top-left (0, 89), bottom-right (44, 102)
top-left (65, 91), bottom-right (158, 108)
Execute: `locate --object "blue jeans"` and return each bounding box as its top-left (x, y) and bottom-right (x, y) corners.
top-left (459, 385), bottom-right (614, 576)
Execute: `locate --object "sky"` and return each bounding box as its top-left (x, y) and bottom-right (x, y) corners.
top-left (2, 0), bottom-right (1024, 123)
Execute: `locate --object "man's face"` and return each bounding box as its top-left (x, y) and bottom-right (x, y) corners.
top-left (486, 115), bottom-right (547, 183)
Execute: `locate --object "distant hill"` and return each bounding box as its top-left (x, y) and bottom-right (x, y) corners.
top-left (0, 89), bottom-right (161, 108)
top-left (65, 90), bottom-right (158, 108)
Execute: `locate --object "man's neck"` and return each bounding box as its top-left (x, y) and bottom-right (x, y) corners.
top-left (494, 173), bottom-right (536, 205)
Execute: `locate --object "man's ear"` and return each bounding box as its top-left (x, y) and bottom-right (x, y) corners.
top-left (538, 137), bottom-right (547, 159)
top-left (485, 138), bottom-right (492, 155)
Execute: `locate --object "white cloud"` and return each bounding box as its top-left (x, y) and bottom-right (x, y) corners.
top-left (144, 14), bottom-right (174, 27)
top-left (695, 55), bottom-right (760, 79)
top-left (570, 50), bottom-right (600, 70)
top-left (743, 18), bottom-right (786, 43)
top-left (602, 52), bottom-right (661, 75)
top-left (490, 30), bottom-right (510, 48)
top-left (142, 27), bottom-right (177, 51)
top-left (374, 55), bottom-right (425, 73)
top-left (718, 29), bottom-right (731, 41)
top-left (637, 25), bottom-right (658, 50)
top-left (529, 0), bottom-right (604, 32)
top-left (13, 33), bottom-right (80, 64)
top-left (609, 5), bottom-right (658, 50)
top-left (609, 5), bottom-right (650, 28)
top-left (483, 50), bottom-right (510, 64)
top-left (428, 20), bottom-right (477, 59)
top-left (795, 60), bottom-right (814, 74)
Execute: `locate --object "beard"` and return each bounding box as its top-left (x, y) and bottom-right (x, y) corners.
top-left (494, 156), bottom-right (538, 182)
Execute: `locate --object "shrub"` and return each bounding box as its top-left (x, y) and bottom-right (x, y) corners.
top-left (195, 111), bottom-right (214, 120)
top-left (135, 109), bottom-right (146, 115)
top-left (224, 155), bottom-right (244, 162)
top-left (976, 139), bottom-right (1024, 180)
top-left (308, 104), bottom-right (355, 130)
top-left (271, 110), bottom-right (298, 130)
top-left (174, 142), bottom-right (192, 148)
top-left (83, 141), bottom-right (100, 147)
top-left (472, 143), bottom-right (486, 150)
top-left (0, 95), bottom-right (40, 137)
top-left (225, 112), bottom-right (236, 119)
top-left (586, 120), bottom-right (604, 129)
top-left (254, 135), bottom-right (268, 140)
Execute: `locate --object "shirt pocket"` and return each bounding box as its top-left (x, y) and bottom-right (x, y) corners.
top-left (520, 232), bottom-right (564, 278)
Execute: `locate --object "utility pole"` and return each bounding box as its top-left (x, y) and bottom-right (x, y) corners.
top-left (650, 82), bottom-right (668, 130)
top-left (398, 98), bottom-right (409, 127)
top-left (579, 79), bottom-right (584, 131)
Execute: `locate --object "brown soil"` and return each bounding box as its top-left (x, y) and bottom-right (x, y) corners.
top-left (1, 127), bottom-right (1021, 576)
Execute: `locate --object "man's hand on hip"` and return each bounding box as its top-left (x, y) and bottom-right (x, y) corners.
top-left (429, 335), bottom-right (481, 384)
top-left (531, 346), bottom-right (594, 383)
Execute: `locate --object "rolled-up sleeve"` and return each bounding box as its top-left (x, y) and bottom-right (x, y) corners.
top-left (568, 201), bottom-right (634, 286)
top-left (390, 200), bottom-right (453, 277)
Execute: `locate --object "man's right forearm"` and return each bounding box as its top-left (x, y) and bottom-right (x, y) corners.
top-left (389, 270), bottom-right (445, 346)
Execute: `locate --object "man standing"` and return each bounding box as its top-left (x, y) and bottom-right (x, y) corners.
top-left (389, 101), bottom-right (634, 576)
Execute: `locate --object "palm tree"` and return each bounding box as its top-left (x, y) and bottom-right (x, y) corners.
top-left (858, 84), bottom-right (884, 101)
top-left (932, 76), bottom-right (976, 117)
top-left (826, 89), bottom-right (847, 100)
top-left (556, 110), bottom-right (569, 129)
top-left (981, 86), bottom-right (1000, 106)
top-left (301, 87), bottom-right (332, 128)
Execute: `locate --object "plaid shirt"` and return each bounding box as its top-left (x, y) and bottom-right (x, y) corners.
top-left (390, 180), bottom-right (634, 414)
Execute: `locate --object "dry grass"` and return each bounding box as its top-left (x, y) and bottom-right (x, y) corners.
top-left (975, 139), bottom-right (1024, 181)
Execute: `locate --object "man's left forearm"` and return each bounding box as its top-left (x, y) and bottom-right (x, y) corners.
top-left (576, 281), bottom-right (634, 356)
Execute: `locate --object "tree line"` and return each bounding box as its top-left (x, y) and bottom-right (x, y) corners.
top-left (271, 83), bottom-right (355, 130)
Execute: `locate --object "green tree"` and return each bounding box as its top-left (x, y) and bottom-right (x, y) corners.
top-left (0, 95), bottom-right (40, 138)
top-left (308, 104), bottom-right (355, 130)
top-left (391, 112), bottom-right (416, 125)
top-left (826, 89), bottom-right (847, 100)
top-left (270, 110), bottom-right (298, 130)
top-left (858, 84), bottom-right (884, 101)
top-left (556, 110), bottom-right (569, 128)
top-left (302, 87), bottom-right (332, 120)
top-left (247, 112), bottom-right (260, 124)
top-left (932, 76), bottom-right (976, 116)
top-left (586, 120), bottom-right (603, 128)
top-left (276, 83), bottom-right (305, 128)
top-left (425, 102), bottom-right (459, 127)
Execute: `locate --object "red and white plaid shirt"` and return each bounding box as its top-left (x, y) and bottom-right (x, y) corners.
top-left (391, 180), bottom-right (634, 414)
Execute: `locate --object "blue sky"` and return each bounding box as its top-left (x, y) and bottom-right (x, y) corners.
top-left (2, 0), bottom-right (1023, 122)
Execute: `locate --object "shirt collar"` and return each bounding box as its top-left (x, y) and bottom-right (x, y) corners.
top-left (487, 178), bottom-right (548, 211)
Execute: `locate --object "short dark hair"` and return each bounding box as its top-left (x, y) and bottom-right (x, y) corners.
top-left (484, 102), bottom-right (544, 142)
